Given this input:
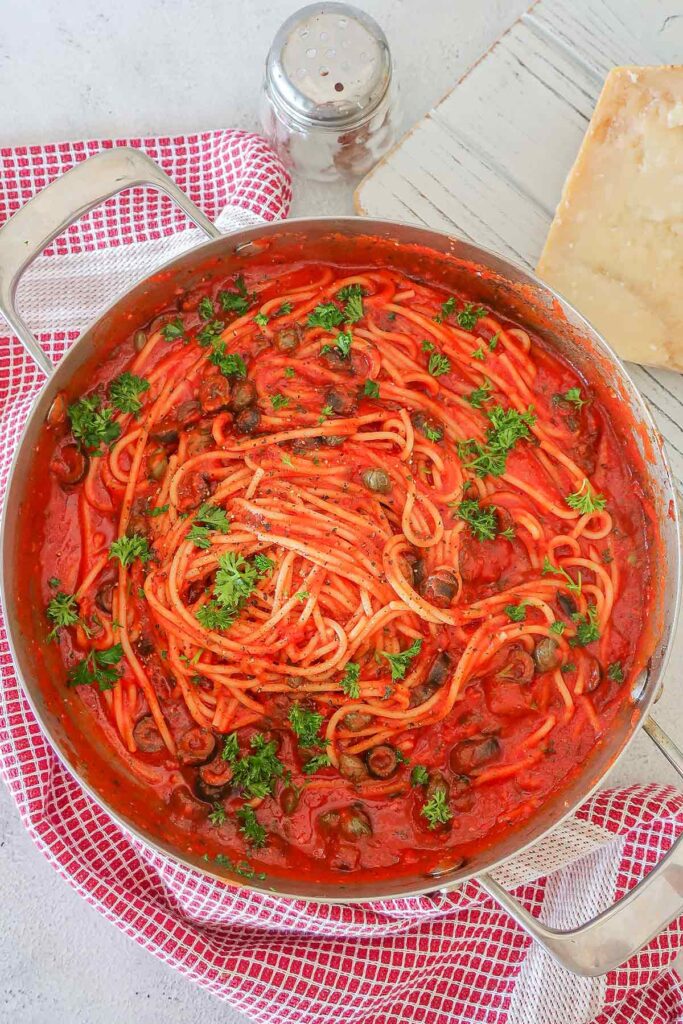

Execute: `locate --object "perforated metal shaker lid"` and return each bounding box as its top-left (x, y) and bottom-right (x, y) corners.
top-left (265, 3), bottom-right (392, 130)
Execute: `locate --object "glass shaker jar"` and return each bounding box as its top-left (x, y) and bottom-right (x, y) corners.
top-left (260, 2), bottom-right (399, 182)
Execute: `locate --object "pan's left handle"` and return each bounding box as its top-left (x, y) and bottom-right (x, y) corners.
top-left (0, 147), bottom-right (222, 375)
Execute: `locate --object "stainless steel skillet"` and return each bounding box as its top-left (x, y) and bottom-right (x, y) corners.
top-left (0, 147), bottom-right (681, 976)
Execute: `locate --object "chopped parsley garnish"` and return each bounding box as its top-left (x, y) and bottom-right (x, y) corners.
top-left (549, 621), bottom-right (566, 636)
top-left (109, 533), bottom-right (152, 568)
top-left (421, 788), bottom-right (452, 828)
top-left (504, 603), bottom-right (527, 622)
top-left (237, 805), bottom-right (266, 848)
top-left (207, 340), bottom-right (247, 379)
top-left (221, 732), bottom-right (240, 763)
top-left (46, 591), bottom-right (80, 639)
top-left (67, 643), bottom-right (123, 691)
top-left (283, 366), bottom-right (295, 379)
top-left (218, 275), bottom-right (252, 316)
top-left (458, 404), bottom-right (536, 478)
top-left (281, 453), bottom-right (293, 466)
top-left (308, 302), bottom-right (345, 331)
top-left (339, 661), bottom-right (360, 699)
top-left (381, 638), bottom-right (422, 681)
top-left (303, 753), bottom-right (331, 774)
top-left (542, 556), bottom-right (582, 596)
top-left (337, 283), bottom-right (364, 322)
top-left (295, 589), bottom-right (310, 602)
top-left (270, 393), bottom-right (290, 411)
top-left (321, 330), bottom-right (352, 359)
top-left (208, 803), bottom-right (226, 827)
top-left (214, 551), bottom-right (259, 612)
top-left (454, 498), bottom-right (498, 541)
top-left (318, 404), bottom-right (334, 423)
top-left (466, 378), bottom-right (493, 409)
top-left (364, 380), bottom-right (380, 399)
top-left (146, 504), bottom-right (169, 518)
top-left (48, 577), bottom-right (61, 588)
top-left (488, 332), bottom-right (500, 351)
top-left (286, 708), bottom-right (325, 749)
top-left (275, 302), bottom-right (293, 316)
top-left (254, 312), bottom-right (269, 328)
top-left (607, 661), bottom-right (625, 682)
top-left (569, 605), bottom-right (600, 647)
top-left (160, 318), bottom-right (185, 341)
top-left (434, 296), bottom-right (456, 323)
top-left (457, 303), bottom-right (487, 331)
top-left (187, 501), bottom-right (231, 548)
top-left (562, 387), bottom-right (586, 409)
top-left (198, 297), bottom-right (214, 320)
top-left (109, 372), bottom-right (150, 415)
top-left (387, 311), bottom-right (396, 321)
top-left (213, 853), bottom-right (266, 881)
top-left (195, 600), bottom-right (234, 631)
top-left (428, 351), bottom-right (451, 377)
top-left (421, 339), bottom-right (435, 352)
top-left (566, 480), bottom-right (607, 516)
top-left (411, 765), bottom-right (429, 787)
top-left (68, 395), bottom-right (121, 451)
top-left (500, 526), bottom-right (516, 540)
top-left (253, 553), bottom-right (275, 574)
top-left (196, 320), bottom-right (226, 346)
top-left (230, 733), bottom-right (284, 798)
top-left (471, 347), bottom-right (486, 361)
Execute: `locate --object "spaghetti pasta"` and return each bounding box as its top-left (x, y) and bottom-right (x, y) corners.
top-left (39, 261), bottom-right (654, 881)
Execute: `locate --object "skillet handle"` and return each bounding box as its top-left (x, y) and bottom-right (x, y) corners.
top-left (478, 715), bottom-right (683, 977)
top-left (0, 147), bottom-right (221, 375)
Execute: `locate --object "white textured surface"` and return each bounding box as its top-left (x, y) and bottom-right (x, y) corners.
top-left (0, 1), bottom-right (680, 1021)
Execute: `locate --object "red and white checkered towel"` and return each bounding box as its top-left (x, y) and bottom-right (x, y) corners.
top-left (0, 131), bottom-right (682, 1024)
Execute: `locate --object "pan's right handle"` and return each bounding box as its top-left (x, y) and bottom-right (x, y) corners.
top-left (0, 147), bottom-right (221, 375)
top-left (479, 715), bottom-right (683, 976)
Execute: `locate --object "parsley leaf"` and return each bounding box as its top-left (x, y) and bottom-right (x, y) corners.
top-left (308, 302), bottom-right (344, 330)
top-left (458, 404), bottom-right (536, 478)
top-left (237, 805), bottom-right (266, 848)
top-left (187, 524), bottom-right (212, 549)
top-left (434, 297), bottom-right (455, 323)
top-left (270, 393), bottom-right (290, 411)
top-left (364, 380), bottom-right (380, 399)
top-left (195, 502), bottom-right (231, 534)
top-left (221, 732), bottom-right (240, 763)
top-left (289, 704), bottom-right (324, 748)
top-left (339, 661), bottom-right (360, 699)
top-left (488, 332), bottom-right (500, 351)
top-left (454, 498), bottom-right (498, 541)
top-left (318, 403), bottom-right (334, 424)
top-left (207, 340), bottom-right (247, 379)
top-left (504, 603), bottom-right (527, 622)
top-left (428, 351), bottom-right (451, 377)
top-left (196, 320), bottom-right (225, 346)
top-left (471, 347), bottom-right (486, 361)
top-left (337, 283), bottom-right (364, 323)
top-left (208, 803), bottom-right (226, 827)
top-left (321, 330), bottom-right (352, 359)
top-left (569, 605), bottom-right (600, 647)
top-left (254, 312), bottom-right (269, 328)
top-left (67, 643), bottom-right (123, 691)
top-left (381, 638), bottom-right (423, 681)
top-left (566, 480), bottom-right (607, 516)
top-left (231, 733), bottom-right (284, 799)
top-left (607, 661), bottom-right (625, 682)
top-left (549, 621), bottom-right (566, 635)
top-left (214, 552), bottom-right (259, 613)
top-left (195, 600), bottom-right (235, 631)
top-left (541, 556), bottom-right (582, 596)
top-left (411, 765), bottom-right (429, 787)
top-left (457, 303), bottom-right (487, 331)
top-left (146, 504), bottom-right (169, 518)
top-left (421, 339), bottom-right (435, 352)
top-left (283, 366), bottom-right (295, 379)
top-left (68, 395), bottom-right (121, 451)
top-left (46, 591), bottom-right (80, 639)
top-left (109, 533), bottom-right (152, 568)
top-left (421, 788), bottom-right (452, 828)
top-left (466, 378), bottom-right (493, 409)
top-left (161, 318), bottom-right (185, 341)
top-left (275, 302), bottom-right (293, 316)
top-left (303, 753), bottom-right (331, 775)
top-left (254, 553), bottom-right (275, 574)
top-left (218, 275), bottom-right (252, 316)
top-left (198, 296), bottom-right (214, 320)
top-left (562, 387), bottom-right (586, 409)
top-left (109, 372), bottom-right (150, 415)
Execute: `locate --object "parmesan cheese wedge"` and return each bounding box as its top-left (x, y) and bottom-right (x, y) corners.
top-left (537, 66), bottom-right (683, 372)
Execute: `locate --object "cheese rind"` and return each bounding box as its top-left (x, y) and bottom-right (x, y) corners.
top-left (537, 66), bottom-right (683, 372)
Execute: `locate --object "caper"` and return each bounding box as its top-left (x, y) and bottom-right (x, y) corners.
top-left (134, 329), bottom-right (147, 352)
top-left (148, 449), bottom-right (168, 481)
top-left (533, 637), bottom-right (561, 674)
top-left (361, 468), bottom-right (391, 494)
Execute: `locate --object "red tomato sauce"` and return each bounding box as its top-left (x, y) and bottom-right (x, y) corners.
top-left (17, 260), bottom-right (656, 886)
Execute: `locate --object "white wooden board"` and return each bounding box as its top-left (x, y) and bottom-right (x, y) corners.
top-left (355, 0), bottom-right (683, 490)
